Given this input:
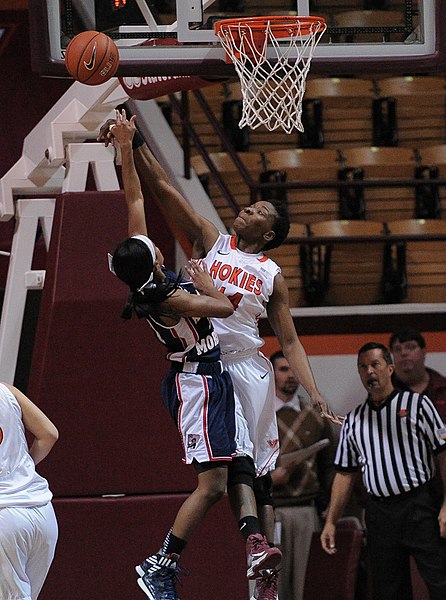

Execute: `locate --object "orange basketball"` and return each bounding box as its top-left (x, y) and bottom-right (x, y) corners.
top-left (65, 31), bottom-right (119, 86)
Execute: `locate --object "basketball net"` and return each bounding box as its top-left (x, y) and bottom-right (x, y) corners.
top-left (215, 17), bottom-right (327, 134)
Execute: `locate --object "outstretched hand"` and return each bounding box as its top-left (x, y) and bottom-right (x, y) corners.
top-left (97, 118), bottom-right (116, 147)
top-left (184, 260), bottom-right (216, 296)
top-left (97, 109), bottom-right (136, 147)
top-left (108, 108), bottom-right (136, 147)
top-left (312, 395), bottom-right (345, 426)
top-left (320, 406), bottom-right (345, 426)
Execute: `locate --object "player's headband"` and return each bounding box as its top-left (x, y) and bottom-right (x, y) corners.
top-left (108, 234), bottom-right (158, 292)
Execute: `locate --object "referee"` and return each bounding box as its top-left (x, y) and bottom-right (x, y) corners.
top-left (321, 341), bottom-right (446, 600)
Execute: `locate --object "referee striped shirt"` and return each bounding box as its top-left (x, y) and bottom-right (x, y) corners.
top-left (335, 390), bottom-right (446, 498)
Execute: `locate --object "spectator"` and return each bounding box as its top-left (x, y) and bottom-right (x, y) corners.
top-left (321, 342), bottom-right (446, 600)
top-left (270, 350), bottom-right (336, 600)
top-left (389, 327), bottom-right (446, 420)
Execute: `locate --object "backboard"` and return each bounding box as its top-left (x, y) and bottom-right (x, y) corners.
top-left (29, 0), bottom-right (446, 78)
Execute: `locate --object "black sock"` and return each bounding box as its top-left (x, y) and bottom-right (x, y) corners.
top-left (161, 529), bottom-right (187, 556)
top-left (238, 516), bottom-right (261, 541)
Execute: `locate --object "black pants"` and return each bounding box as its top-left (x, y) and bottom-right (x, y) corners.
top-left (365, 483), bottom-right (446, 600)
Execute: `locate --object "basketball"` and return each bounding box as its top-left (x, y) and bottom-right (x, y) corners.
top-left (65, 31), bottom-right (119, 86)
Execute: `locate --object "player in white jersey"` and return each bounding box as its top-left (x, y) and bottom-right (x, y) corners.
top-left (107, 110), bottom-right (282, 600)
top-left (205, 233), bottom-right (282, 477)
top-left (99, 110), bottom-right (341, 600)
top-left (0, 382), bottom-right (59, 600)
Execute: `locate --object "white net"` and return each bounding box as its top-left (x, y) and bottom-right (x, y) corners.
top-left (215, 17), bottom-right (327, 134)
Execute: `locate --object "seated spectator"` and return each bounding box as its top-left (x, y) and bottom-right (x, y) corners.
top-left (389, 328), bottom-right (446, 421)
top-left (270, 350), bottom-right (336, 600)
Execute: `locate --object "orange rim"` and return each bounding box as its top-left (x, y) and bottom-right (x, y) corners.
top-left (214, 15), bottom-right (326, 40)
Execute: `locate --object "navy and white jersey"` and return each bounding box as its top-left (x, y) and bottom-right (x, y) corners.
top-left (146, 268), bottom-right (220, 365)
top-left (335, 390), bottom-right (446, 498)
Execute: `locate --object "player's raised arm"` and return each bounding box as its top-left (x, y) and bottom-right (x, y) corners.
top-left (132, 141), bottom-right (219, 254)
top-left (98, 112), bottom-right (219, 252)
top-left (109, 109), bottom-right (147, 237)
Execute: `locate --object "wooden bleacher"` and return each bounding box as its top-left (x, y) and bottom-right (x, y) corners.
top-left (158, 72), bottom-right (446, 307)
top-left (340, 145), bottom-right (418, 222)
top-left (386, 219), bottom-right (446, 303)
top-left (302, 220), bottom-right (387, 306)
top-left (374, 76), bottom-right (446, 148)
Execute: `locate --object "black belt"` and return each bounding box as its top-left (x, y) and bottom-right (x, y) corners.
top-left (368, 481), bottom-right (430, 503)
top-left (170, 361), bottom-right (223, 376)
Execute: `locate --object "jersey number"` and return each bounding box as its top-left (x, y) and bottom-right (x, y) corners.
top-left (220, 288), bottom-right (243, 310)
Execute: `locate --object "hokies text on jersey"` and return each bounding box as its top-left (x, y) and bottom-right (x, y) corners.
top-left (208, 261), bottom-right (263, 295)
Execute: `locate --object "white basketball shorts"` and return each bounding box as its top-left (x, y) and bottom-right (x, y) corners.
top-left (222, 349), bottom-right (280, 476)
top-left (0, 502), bottom-right (58, 600)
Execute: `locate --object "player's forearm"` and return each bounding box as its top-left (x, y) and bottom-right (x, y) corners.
top-left (121, 142), bottom-right (144, 206)
top-left (29, 434), bottom-right (58, 465)
top-left (282, 340), bottom-right (320, 401)
top-left (134, 143), bottom-right (171, 189)
top-left (134, 144), bottom-right (211, 246)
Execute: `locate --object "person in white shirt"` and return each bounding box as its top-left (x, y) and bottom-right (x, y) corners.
top-left (0, 382), bottom-right (59, 600)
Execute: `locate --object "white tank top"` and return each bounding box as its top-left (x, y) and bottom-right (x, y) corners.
top-left (0, 384), bottom-right (52, 507)
top-left (205, 234), bottom-right (280, 354)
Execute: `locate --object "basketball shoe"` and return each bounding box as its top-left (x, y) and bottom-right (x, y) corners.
top-left (136, 552), bottom-right (181, 600)
top-left (250, 569), bottom-right (279, 600)
top-left (246, 534), bottom-right (282, 579)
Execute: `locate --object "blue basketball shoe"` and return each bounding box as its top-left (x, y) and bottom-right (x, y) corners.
top-left (136, 552), bottom-right (181, 600)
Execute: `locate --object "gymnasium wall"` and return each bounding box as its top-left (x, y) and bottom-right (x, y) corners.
top-left (263, 332), bottom-right (446, 415)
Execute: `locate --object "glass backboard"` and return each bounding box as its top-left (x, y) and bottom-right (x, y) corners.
top-left (29, 0), bottom-right (445, 78)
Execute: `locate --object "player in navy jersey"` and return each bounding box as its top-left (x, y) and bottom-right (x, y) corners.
top-left (321, 342), bottom-right (446, 600)
top-left (98, 109), bottom-right (339, 600)
top-left (108, 110), bottom-right (281, 600)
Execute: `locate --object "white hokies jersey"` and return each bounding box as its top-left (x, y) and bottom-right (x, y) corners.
top-left (0, 384), bottom-right (52, 508)
top-left (205, 234), bottom-right (281, 474)
top-left (205, 234), bottom-right (281, 354)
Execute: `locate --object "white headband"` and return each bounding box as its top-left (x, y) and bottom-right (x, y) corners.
top-left (131, 235), bottom-right (157, 289)
top-left (131, 234), bottom-right (157, 263)
top-left (108, 234), bottom-right (158, 292)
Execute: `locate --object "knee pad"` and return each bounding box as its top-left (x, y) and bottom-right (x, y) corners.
top-left (227, 456), bottom-right (256, 489)
top-left (253, 473), bottom-right (273, 506)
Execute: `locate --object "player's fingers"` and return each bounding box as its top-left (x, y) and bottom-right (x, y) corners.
top-left (184, 262), bottom-right (196, 276)
top-left (97, 119), bottom-right (115, 141)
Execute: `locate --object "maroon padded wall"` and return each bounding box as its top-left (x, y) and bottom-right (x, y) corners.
top-left (28, 191), bottom-right (196, 496)
top-left (40, 495), bottom-right (247, 600)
